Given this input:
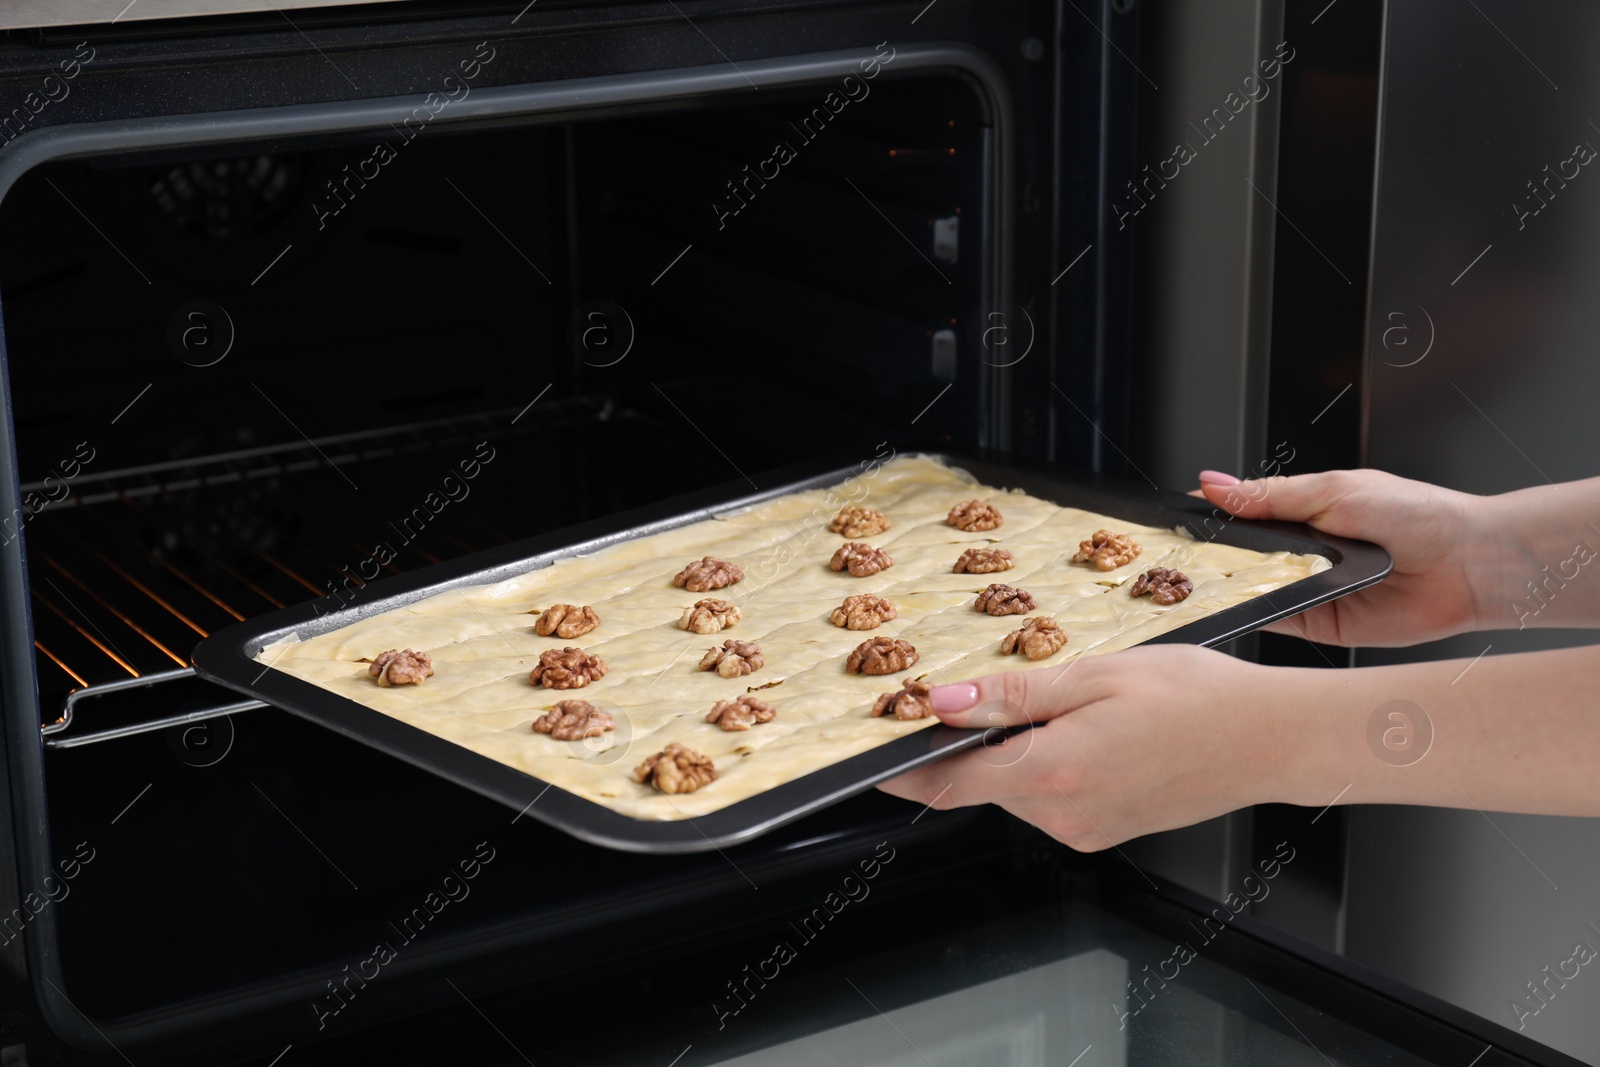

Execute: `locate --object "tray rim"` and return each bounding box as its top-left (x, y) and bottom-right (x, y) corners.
top-left (190, 452), bottom-right (1393, 853)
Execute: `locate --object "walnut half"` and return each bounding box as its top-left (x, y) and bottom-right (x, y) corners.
top-left (706, 694), bottom-right (777, 731)
top-left (532, 700), bottom-right (615, 740)
top-left (1072, 530), bottom-right (1142, 571)
top-left (1130, 567), bottom-right (1195, 605)
top-left (528, 647), bottom-right (607, 689)
top-left (673, 556), bottom-right (744, 593)
top-left (830, 593), bottom-right (897, 631)
top-left (846, 636), bottom-right (919, 675)
top-left (953, 546), bottom-right (1015, 574)
top-left (633, 743), bottom-right (717, 794)
top-left (948, 499), bottom-right (1004, 532)
top-left (829, 505), bottom-right (891, 538)
top-left (699, 639), bottom-right (765, 678)
top-left (369, 648), bottom-right (433, 687)
top-left (1000, 616), bottom-right (1069, 661)
top-left (534, 603), bottom-right (600, 639)
top-left (830, 541), bottom-right (894, 577)
top-left (679, 598), bottom-right (741, 635)
top-left (871, 678), bottom-right (934, 720)
top-left (974, 583), bottom-right (1036, 617)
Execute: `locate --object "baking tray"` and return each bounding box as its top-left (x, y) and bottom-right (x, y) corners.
top-left (191, 454), bottom-right (1391, 854)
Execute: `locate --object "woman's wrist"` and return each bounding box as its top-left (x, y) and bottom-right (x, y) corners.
top-left (1469, 488), bottom-right (1546, 630)
top-left (1455, 490), bottom-right (1514, 631)
top-left (1470, 480), bottom-right (1600, 630)
top-left (1231, 663), bottom-right (1343, 809)
top-left (1241, 661), bottom-right (1416, 811)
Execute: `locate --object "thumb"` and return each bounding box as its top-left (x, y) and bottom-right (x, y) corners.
top-left (1197, 470), bottom-right (1358, 524)
top-left (926, 660), bottom-right (1100, 728)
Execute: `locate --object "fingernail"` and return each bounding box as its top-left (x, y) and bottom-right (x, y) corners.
top-left (929, 683), bottom-right (980, 713)
top-left (1198, 469), bottom-right (1241, 487)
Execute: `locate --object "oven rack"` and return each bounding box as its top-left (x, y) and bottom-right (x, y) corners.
top-left (31, 392), bottom-right (630, 747)
top-left (19, 398), bottom-right (606, 506)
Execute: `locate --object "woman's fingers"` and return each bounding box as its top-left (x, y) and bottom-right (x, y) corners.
top-left (925, 660), bottom-right (1103, 728)
top-left (876, 756), bottom-right (990, 810)
top-left (1258, 602), bottom-right (1342, 643)
top-left (1258, 615), bottom-right (1309, 638)
top-left (874, 763), bottom-right (939, 804)
top-left (878, 726), bottom-right (1056, 810)
top-left (996, 795), bottom-right (1113, 852)
top-left (1197, 470), bottom-right (1362, 526)
top-left (880, 743), bottom-right (1123, 851)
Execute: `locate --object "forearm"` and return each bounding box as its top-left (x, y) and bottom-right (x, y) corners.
top-left (1476, 478), bottom-right (1600, 630)
top-left (1261, 645), bottom-right (1600, 816)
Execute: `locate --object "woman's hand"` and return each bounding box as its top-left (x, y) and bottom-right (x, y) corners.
top-left (878, 646), bottom-right (1296, 850)
top-left (1195, 469), bottom-right (1496, 647)
top-left (881, 642), bottom-right (1600, 847)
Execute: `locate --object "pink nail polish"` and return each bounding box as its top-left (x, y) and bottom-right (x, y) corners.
top-left (1198, 469), bottom-right (1241, 487)
top-left (929, 683), bottom-right (980, 713)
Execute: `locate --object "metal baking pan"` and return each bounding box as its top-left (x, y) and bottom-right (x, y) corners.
top-left (191, 453), bottom-right (1391, 854)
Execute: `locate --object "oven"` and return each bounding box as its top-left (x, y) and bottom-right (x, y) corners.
top-left (0, 2), bottom-right (1582, 1065)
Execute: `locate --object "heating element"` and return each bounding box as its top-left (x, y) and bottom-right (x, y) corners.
top-left (30, 393), bottom-right (640, 744)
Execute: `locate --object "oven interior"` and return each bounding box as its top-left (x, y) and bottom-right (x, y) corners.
top-left (0, 73), bottom-right (998, 1033)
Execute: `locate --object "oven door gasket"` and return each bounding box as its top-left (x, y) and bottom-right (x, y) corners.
top-left (191, 453), bottom-right (1392, 854)
top-left (0, 40), bottom-right (1012, 1050)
